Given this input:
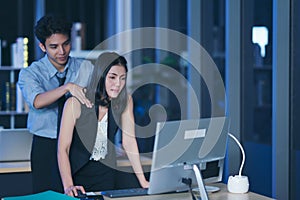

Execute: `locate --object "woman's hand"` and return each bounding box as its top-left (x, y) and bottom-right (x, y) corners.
top-left (140, 179), bottom-right (150, 189)
top-left (64, 185), bottom-right (86, 197)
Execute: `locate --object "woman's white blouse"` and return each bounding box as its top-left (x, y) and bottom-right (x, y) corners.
top-left (90, 113), bottom-right (108, 161)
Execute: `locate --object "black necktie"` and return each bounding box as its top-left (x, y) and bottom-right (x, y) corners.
top-left (56, 74), bottom-right (66, 137)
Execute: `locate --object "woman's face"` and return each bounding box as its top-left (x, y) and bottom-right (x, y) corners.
top-left (105, 65), bottom-right (127, 98)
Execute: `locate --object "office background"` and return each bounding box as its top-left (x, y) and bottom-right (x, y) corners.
top-left (0, 0), bottom-right (298, 199)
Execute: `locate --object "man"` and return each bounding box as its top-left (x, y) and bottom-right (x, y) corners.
top-left (18, 15), bottom-right (93, 193)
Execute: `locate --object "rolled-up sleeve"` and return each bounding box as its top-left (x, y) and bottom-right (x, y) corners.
top-left (17, 56), bottom-right (89, 138)
top-left (18, 68), bottom-right (45, 110)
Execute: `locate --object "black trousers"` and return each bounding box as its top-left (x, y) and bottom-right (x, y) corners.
top-left (31, 135), bottom-right (63, 193)
top-left (73, 160), bottom-right (115, 192)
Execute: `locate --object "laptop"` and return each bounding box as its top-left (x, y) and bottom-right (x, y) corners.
top-left (0, 128), bottom-right (32, 162)
top-left (100, 117), bottom-right (229, 198)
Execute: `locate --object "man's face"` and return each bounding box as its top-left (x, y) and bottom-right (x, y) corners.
top-left (39, 33), bottom-right (71, 71)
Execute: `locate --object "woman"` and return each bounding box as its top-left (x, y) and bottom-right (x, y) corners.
top-left (57, 52), bottom-right (149, 196)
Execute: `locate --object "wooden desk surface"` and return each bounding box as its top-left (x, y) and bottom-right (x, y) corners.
top-left (100, 183), bottom-right (274, 200)
top-left (116, 155), bottom-right (152, 167)
top-left (0, 156), bottom-right (152, 174)
top-left (0, 161), bottom-right (31, 173)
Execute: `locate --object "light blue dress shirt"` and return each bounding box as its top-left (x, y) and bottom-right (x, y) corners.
top-left (17, 55), bottom-right (93, 139)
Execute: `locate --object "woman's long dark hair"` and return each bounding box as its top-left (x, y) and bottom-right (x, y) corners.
top-left (85, 52), bottom-right (128, 122)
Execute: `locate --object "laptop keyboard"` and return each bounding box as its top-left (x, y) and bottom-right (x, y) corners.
top-left (101, 188), bottom-right (148, 198)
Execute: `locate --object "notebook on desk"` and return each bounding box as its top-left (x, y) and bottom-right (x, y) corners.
top-left (0, 128), bottom-right (32, 162)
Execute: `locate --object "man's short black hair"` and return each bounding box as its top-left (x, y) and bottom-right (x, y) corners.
top-left (34, 15), bottom-right (72, 45)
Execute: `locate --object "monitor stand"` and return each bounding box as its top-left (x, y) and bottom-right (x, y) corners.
top-left (193, 164), bottom-right (209, 200)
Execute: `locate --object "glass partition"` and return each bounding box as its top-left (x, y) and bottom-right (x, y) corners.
top-left (291, 0), bottom-right (300, 199)
top-left (240, 0), bottom-right (273, 197)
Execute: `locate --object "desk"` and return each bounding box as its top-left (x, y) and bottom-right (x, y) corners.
top-left (0, 156), bottom-right (152, 174)
top-left (0, 156), bottom-right (152, 197)
top-left (116, 156), bottom-right (152, 167)
top-left (0, 160), bottom-right (275, 200)
top-left (0, 162), bottom-right (32, 198)
top-left (98, 183), bottom-right (274, 200)
top-left (0, 161), bottom-right (31, 173)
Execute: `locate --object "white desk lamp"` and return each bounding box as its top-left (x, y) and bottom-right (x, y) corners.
top-left (227, 133), bottom-right (250, 193)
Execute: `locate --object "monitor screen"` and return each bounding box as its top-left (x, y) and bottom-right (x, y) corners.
top-left (147, 117), bottom-right (229, 195)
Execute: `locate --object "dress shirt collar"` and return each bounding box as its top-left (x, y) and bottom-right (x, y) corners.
top-left (42, 54), bottom-right (71, 79)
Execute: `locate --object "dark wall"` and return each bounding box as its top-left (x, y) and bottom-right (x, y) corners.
top-left (0, 0), bottom-right (113, 65)
top-left (0, 0), bottom-right (35, 66)
top-left (44, 0), bottom-right (111, 50)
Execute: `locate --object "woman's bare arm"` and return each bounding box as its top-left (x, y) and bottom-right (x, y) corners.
top-left (57, 97), bottom-right (85, 196)
top-left (121, 95), bottom-right (150, 188)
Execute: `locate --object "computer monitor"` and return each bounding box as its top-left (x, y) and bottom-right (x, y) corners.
top-left (147, 117), bottom-right (229, 197)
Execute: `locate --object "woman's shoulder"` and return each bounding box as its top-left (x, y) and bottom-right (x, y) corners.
top-left (65, 96), bottom-right (82, 111)
top-left (66, 96), bottom-right (94, 111)
top-left (127, 94), bottom-right (133, 102)
top-left (63, 96), bottom-right (82, 120)
top-left (66, 96), bottom-right (81, 106)
top-left (122, 95), bottom-right (134, 113)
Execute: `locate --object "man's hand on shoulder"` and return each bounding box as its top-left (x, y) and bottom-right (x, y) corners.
top-left (67, 83), bottom-right (93, 108)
